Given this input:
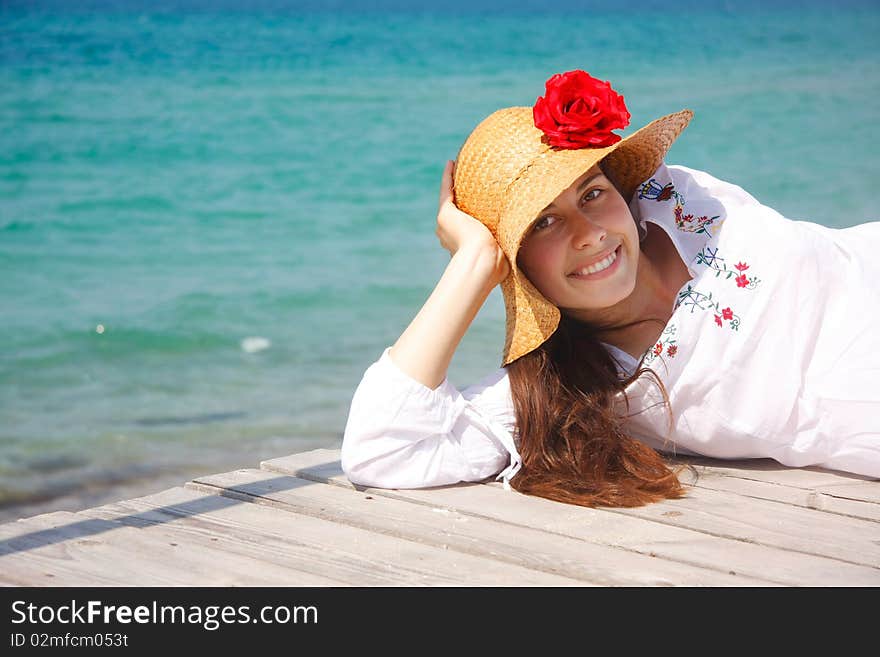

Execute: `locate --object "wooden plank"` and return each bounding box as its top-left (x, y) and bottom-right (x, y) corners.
top-left (675, 464), bottom-right (880, 522)
top-left (0, 511), bottom-right (340, 586)
top-left (815, 482), bottom-right (880, 505)
top-left (0, 512), bottom-right (229, 586)
top-left (5, 447), bottom-right (876, 587)
top-left (609, 485), bottom-right (880, 567)
top-left (265, 449), bottom-right (880, 563)
top-left (81, 484), bottom-right (589, 587)
top-left (669, 456), bottom-right (878, 488)
top-left (264, 448), bottom-right (354, 482)
top-left (187, 470), bottom-right (765, 586)
top-left (262, 450), bottom-right (880, 585)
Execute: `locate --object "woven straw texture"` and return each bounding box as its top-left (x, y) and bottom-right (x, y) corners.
top-left (453, 106), bottom-right (693, 366)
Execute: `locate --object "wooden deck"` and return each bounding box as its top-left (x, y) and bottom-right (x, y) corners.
top-left (1, 448), bottom-right (878, 586)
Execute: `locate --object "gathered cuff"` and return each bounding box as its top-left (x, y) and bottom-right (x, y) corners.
top-left (482, 415), bottom-right (521, 491)
top-left (380, 347), bottom-right (522, 489)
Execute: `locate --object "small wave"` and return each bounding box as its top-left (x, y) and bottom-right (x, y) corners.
top-left (58, 195), bottom-right (175, 214)
top-left (0, 461), bottom-right (181, 517)
top-left (0, 220), bottom-right (35, 232)
top-left (240, 336), bottom-right (271, 353)
top-left (24, 454), bottom-right (90, 473)
top-left (133, 411), bottom-right (247, 427)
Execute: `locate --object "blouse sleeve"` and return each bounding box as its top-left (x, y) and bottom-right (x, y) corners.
top-left (340, 347), bottom-right (522, 490)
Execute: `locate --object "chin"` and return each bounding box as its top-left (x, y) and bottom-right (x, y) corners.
top-left (592, 276), bottom-right (637, 312)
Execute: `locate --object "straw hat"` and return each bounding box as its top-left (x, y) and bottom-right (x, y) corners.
top-left (453, 70), bottom-right (693, 366)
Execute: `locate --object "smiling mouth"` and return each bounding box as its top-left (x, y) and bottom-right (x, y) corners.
top-left (568, 246), bottom-right (620, 277)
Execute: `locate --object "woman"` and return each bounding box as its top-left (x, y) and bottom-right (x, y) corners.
top-left (341, 69), bottom-right (880, 508)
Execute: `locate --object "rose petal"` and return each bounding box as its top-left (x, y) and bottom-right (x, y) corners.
top-left (533, 97), bottom-right (554, 131)
top-left (532, 69), bottom-right (631, 149)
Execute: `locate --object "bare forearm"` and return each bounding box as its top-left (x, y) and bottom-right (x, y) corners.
top-left (390, 244), bottom-right (505, 389)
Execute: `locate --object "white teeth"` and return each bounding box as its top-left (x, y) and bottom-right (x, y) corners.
top-left (572, 249), bottom-right (617, 276)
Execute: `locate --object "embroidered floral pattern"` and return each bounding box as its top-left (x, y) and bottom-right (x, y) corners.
top-left (638, 179), bottom-right (675, 202)
top-left (638, 174), bottom-right (766, 340)
top-left (695, 249), bottom-right (762, 290)
top-left (675, 285), bottom-right (741, 331)
top-left (673, 205), bottom-right (721, 235)
top-left (638, 178), bottom-right (722, 236)
top-left (642, 323), bottom-right (679, 365)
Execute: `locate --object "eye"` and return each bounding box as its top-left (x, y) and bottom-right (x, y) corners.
top-left (531, 215), bottom-right (559, 232)
top-left (581, 188), bottom-right (602, 204)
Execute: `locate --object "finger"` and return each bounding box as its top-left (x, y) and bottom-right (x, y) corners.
top-left (438, 160), bottom-right (453, 207)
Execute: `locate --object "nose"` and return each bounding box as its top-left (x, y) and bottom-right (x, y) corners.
top-left (570, 214), bottom-right (607, 250)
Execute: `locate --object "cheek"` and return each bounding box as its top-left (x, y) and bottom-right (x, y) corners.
top-left (517, 242), bottom-right (562, 293)
top-left (626, 215), bottom-right (640, 243)
top-left (611, 200), bottom-right (638, 237)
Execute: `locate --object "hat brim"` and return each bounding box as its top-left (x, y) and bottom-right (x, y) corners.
top-left (497, 109), bottom-right (694, 366)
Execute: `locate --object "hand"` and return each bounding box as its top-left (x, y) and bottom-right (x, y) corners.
top-left (436, 160), bottom-right (510, 283)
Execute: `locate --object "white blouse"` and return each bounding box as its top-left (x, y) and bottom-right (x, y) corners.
top-left (341, 164), bottom-right (880, 489)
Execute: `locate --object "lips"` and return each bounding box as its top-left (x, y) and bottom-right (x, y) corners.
top-left (568, 245), bottom-right (620, 277)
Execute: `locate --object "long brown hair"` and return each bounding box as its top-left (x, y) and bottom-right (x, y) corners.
top-left (504, 157), bottom-right (685, 508)
top-left (506, 314), bottom-right (684, 507)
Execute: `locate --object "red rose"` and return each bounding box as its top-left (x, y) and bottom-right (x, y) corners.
top-left (722, 307), bottom-right (733, 320)
top-left (533, 70), bottom-right (631, 149)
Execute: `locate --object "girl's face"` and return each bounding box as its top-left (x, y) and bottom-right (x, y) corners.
top-left (516, 164), bottom-right (641, 318)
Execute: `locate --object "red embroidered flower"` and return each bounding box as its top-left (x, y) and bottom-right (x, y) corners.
top-left (533, 70), bottom-right (631, 149)
top-left (735, 274), bottom-right (750, 288)
top-left (722, 307), bottom-right (733, 320)
top-left (714, 314), bottom-right (723, 327)
top-left (666, 345), bottom-right (678, 357)
top-left (674, 205), bottom-right (695, 227)
top-left (734, 262), bottom-right (749, 272)
top-left (653, 342), bottom-right (663, 356)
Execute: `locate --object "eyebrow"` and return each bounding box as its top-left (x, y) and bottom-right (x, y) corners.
top-left (543, 172), bottom-right (604, 210)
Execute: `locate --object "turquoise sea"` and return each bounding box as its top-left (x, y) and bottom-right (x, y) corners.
top-left (2, 0), bottom-right (878, 521)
